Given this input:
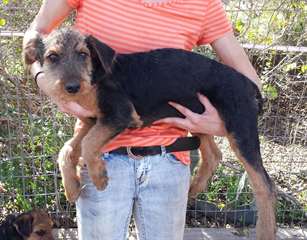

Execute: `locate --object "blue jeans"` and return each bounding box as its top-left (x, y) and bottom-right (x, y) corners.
top-left (76, 152), bottom-right (190, 240)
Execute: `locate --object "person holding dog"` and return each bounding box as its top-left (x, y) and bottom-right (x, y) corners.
top-left (24, 0), bottom-right (260, 239)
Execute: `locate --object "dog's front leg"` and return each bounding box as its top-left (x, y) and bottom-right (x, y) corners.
top-left (81, 121), bottom-right (117, 190)
top-left (58, 118), bottom-right (95, 202)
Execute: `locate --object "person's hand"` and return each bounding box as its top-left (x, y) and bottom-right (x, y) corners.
top-left (22, 30), bottom-right (42, 65)
top-left (32, 61), bottom-right (95, 118)
top-left (156, 93), bottom-right (226, 136)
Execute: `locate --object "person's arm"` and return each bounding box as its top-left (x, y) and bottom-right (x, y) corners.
top-left (211, 31), bottom-right (261, 89)
top-left (24, 0), bottom-right (72, 42)
top-left (157, 32), bottom-right (260, 136)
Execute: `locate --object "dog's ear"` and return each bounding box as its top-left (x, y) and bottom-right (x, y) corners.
top-left (13, 213), bottom-right (33, 237)
top-left (85, 35), bottom-right (115, 77)
top-left (23, 33), bottom-right (45, 66)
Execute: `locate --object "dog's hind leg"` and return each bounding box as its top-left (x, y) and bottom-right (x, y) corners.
top-left (58, 118), bottom-right (95, 202)
top-left (189, 134), bottom-right (222, 198)
top-left (227, 133), bottom-right (276, 240)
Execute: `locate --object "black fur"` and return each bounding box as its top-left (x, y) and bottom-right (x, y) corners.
top-left (0, 213), bottom-right (33, 240)
top-left (86, 35), bottom-right (263, 169)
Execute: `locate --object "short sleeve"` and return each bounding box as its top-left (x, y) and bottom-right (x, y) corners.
top-left (197, 0), bottom-right (233, 45)
top-left (67, 0), bottom-right (82, 9)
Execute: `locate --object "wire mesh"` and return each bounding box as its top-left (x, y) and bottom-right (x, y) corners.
top-left (0, 0), bottom-right (306, 232)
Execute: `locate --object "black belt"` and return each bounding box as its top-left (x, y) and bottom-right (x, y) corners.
top-left (108, 136), bottom-right (200, 159)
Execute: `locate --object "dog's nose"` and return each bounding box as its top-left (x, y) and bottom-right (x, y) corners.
top-left (65, 82), bottom-right (80, 94)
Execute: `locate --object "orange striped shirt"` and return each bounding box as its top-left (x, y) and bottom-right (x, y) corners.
top-left (67, 0), bottom-right (232, 164)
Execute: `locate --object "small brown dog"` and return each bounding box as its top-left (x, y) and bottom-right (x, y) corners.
top-left (23, 28), bottom-right (276, 240)
top-left (0, 210), bottom-right (54, 240)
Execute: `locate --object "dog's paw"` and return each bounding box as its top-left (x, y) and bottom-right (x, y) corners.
top-left (64, 181), bottom-right (81, 203)
top-left (188, 180), bottom-right (204, 199)
top-left (58, 143), bottom-right (81, 169)
top-left (65, 189), bottom-right (81, 203)
top-left (58, 145), bottom-right (73, 166)
top-left (92, 169), bottom-right (109, 190)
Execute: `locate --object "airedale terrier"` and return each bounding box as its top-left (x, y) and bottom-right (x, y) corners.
top-left (0, 210), bottom-right (54, 240)
top-left (23, 28), bottom-right (276, 240)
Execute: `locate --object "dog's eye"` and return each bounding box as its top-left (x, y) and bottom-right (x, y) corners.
top-left (78, 51), bottom-right (88, 60)
top-left (47, 53), bottom-right (60, 63)
top-left (35, 229), bottom-right (46, 236)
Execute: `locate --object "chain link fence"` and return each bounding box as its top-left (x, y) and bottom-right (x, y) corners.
top-left (1, 0), bottom-right (306, 233)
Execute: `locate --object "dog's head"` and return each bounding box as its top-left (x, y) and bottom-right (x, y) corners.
top-left (23, 28), bottom-right (115, 99)
top-left (11, 210), bottom-right (54, 240)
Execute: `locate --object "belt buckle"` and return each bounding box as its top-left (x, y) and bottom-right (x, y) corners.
top-left (127, 147), bottom-right (143, 160)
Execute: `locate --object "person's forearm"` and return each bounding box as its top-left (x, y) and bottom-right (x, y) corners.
top-left (221, 48), bottom-right (260, 88)
top-left (26, 0), bottom-right (72, 34)
top-left (211, 32), bottom-right (261, 89)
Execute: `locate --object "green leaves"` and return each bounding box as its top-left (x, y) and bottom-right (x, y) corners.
top-left (0, 0), bottom-right (8, 26)
top-left (235, 19), bottom-right (245, 34)
top-left (229, 0), bottom-right (306, 45)
top-left (263, 84), bottom-right (278, 100)
top-left (300, 65), bottom-right (307, 73)
top-left (0, 18), bottom-right (6, 26)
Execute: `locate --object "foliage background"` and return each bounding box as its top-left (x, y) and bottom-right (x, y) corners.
top-left (0, 0), bottom-right (306, 228)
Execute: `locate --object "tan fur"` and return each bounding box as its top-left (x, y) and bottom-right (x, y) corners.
top-left (57, 118), bottom-right (95, 202)
top-left (25, 31), bottom-right (103, 202)
top-left (35, 36), bottom-right (107, 201)
top-left (189, 134), bottom-right (222, 198)
top-left (130, 107), bottom-right (144, 128)
top-left (227, 134), bottom-right (277, 240)
top-left (80, 122), bottom-right (114, 190)
top-left (43, 41), bottom-right (96, 109)
top-left (189, 134), bottom-right (276, 239)
top-left (14, 210), bottom-right (54, 240)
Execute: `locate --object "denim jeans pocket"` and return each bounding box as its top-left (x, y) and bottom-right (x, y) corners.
top-left (165, 153), bottom-right (182, 165)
